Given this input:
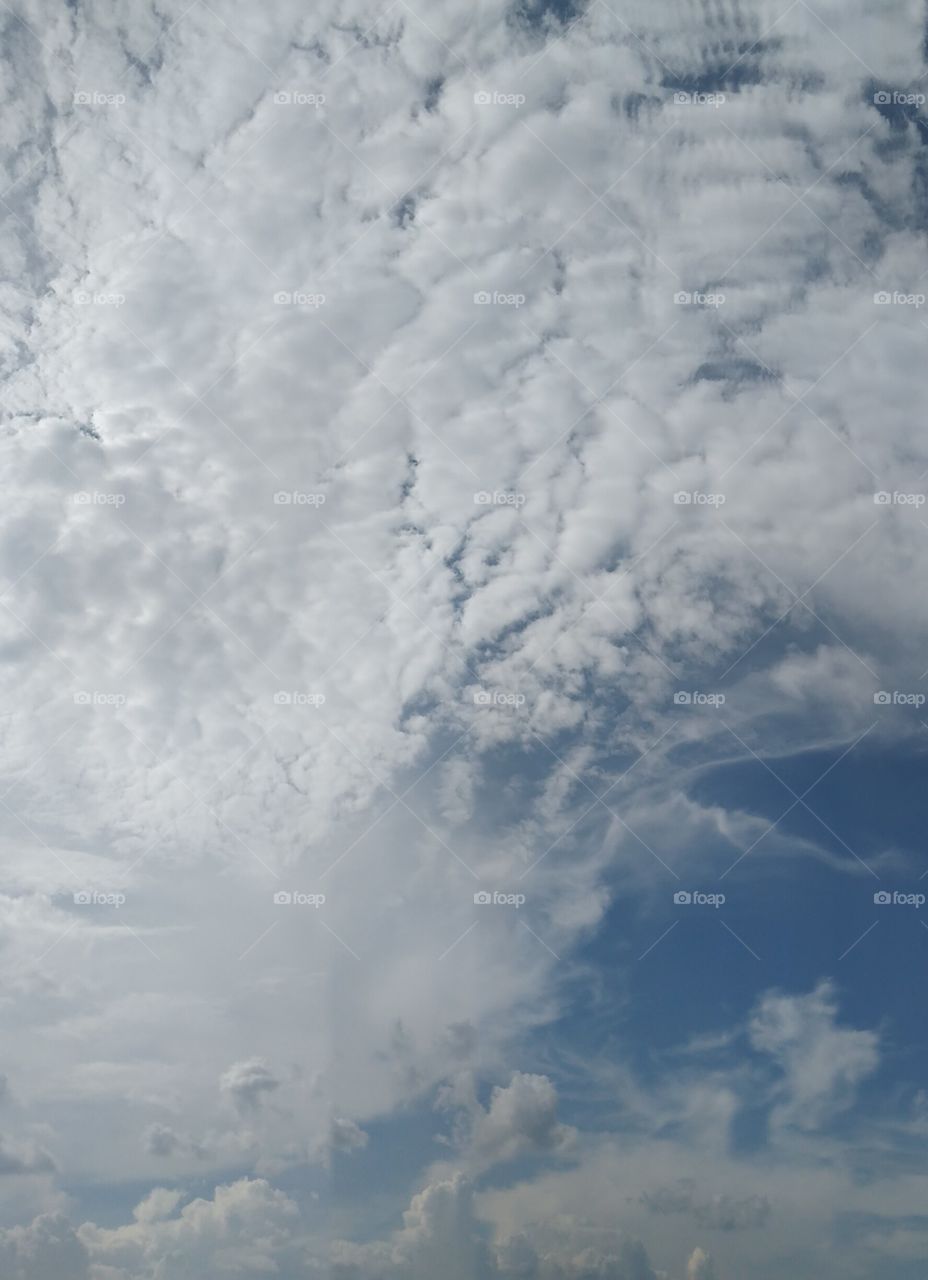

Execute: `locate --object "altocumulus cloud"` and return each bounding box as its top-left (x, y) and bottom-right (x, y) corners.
top-left (0, 0), bottom-right (926, 1276)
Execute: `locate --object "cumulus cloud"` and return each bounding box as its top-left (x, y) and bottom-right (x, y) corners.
top-left (467, 1072), bottom-right (577, 1164)
top-left (332, 1171), bottom-right (677, 1280)
top-left (0, 1171), bottom-right (710, 1280)
top-left (0, 1212), bottom-right (89, 1280)
top-left (218, 1058), bottom-right (281, 1112)
top-left (77, 1177), bottom-right (302, 1279)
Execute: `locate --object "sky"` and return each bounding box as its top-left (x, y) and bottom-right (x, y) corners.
top-left (0, 0), bottom-right (927, 1276)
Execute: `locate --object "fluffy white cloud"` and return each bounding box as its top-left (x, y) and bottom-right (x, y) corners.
top-left (0, 1172), bottom-right (731, 1280)
top-left (438, 1071), bottom-right (576, 1168)
top-left (77, 1177), bottom-right (302, 1279)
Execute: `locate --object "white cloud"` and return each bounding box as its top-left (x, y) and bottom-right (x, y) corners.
top-left (444, 1071), bottom-right (577, 1167)
top-left (685, 1249), bottom-right (717, 1280)
top-left (0, 1212), bottom-right (89, 1280)
top-left (77, 1178), bottom-right (302, 1279)
top-left (749, 980), bottom-right (879, 1132)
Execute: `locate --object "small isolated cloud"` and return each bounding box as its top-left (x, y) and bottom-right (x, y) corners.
top-left (469, 1072), bottom-right (577, 1165)
top-left (218, 1058), bottom-right (280, 1112)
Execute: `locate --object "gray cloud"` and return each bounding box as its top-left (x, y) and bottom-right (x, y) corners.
top-left (219, 1058), bottom-right (282, 1112)
top-left (641, 1181), bottom-right (771, 1231)
top-left (0, 1138), bottom-right (56, 1177)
